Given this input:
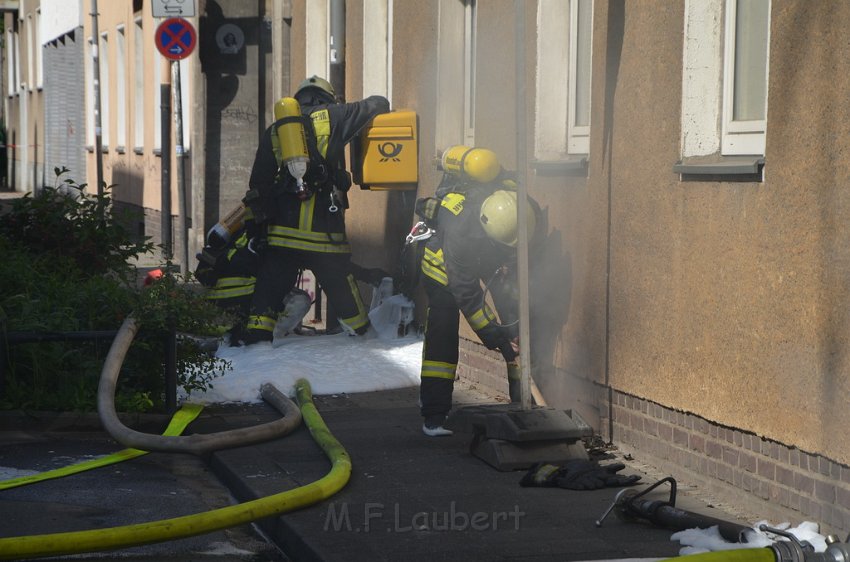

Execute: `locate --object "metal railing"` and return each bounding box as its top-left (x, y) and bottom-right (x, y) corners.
top-left (0, 325), bottom-right (179, 414)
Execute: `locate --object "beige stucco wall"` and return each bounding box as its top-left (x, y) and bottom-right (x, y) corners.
top-left (579, 1), bottom-right (850, 465)
top-left (85, 2), bottom-right (157, 208)
top-left (309, 0), bottom-right (850, 468)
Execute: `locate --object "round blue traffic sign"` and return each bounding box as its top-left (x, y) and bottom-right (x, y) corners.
top-left (156, 17), bottom-right (197, 60)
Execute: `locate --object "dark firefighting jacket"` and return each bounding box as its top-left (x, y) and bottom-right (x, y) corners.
top-left (421, 186), bottom-right (519, 351)
top-left (246, 95), bottom-right (390, 254)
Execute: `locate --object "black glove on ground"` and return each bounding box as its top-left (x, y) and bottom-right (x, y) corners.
top-left (520, 460), bottom-right (641, 491)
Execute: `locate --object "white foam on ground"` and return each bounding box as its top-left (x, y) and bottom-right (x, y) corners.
top-left (0, 467), bottom-right (39, 479)
top-left (184, 330), bottom-right (423, 404)
top-left (672, 520), bottom-right (827, 555)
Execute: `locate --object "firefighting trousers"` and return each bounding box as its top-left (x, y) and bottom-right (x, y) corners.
top-left (419, 278), bottom-right (460, 421)
top-left (246, 248), bottom-right (369, 341)
top-left (419, 278), bottom-right (522, 419)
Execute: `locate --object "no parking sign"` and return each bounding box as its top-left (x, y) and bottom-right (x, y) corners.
top-left (155, 17), bottom-right (196, 60)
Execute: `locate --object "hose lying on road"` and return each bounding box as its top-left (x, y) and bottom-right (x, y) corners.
top-left (660, 550), bottom-right (776, 562)
top-left (98, 316), bottom-right (301, 455)
top-left (0, 403), bottom-right (203, 491)
top-left (0, 378), bottom-right (350, 560)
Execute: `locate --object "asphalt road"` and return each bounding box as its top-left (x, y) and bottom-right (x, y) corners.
top-left (0, 426), bottom-right (287, 561)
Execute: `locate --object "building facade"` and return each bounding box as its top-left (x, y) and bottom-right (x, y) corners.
top-left (3, 0), bottom-right (45, 193)
top-left (5, 0), bottom-right (850, 536)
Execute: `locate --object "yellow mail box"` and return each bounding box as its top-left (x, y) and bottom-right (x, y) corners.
top-left (356, 110), bottom-right (418, 190)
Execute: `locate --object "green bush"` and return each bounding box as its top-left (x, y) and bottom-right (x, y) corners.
top-left (0, 170), bottom-right (231, 412)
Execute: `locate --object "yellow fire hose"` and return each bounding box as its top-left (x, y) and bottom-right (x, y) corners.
top-left (0, 403), bottom-right (203, 491)
top-left (0, 378), bottom-right (351, 560)
top-left (659, 549), bottom-right (776, 561)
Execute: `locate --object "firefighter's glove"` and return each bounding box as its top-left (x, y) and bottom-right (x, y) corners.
top-left (519, 463), bottom-right (561, 487)
top-left (521, 460), bottom-right (641, 491)
top-left (245, 220), bottom-right (267, 255)
top-left (248, 235), bottom-right (268, 255)
top-left (194, 263), bottom-right (218, 288)
top-left (498, 339), bottom-right (518, 362)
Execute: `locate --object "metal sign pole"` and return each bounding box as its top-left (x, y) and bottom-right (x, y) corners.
top-left (90, 0), bottom-right (104, 198)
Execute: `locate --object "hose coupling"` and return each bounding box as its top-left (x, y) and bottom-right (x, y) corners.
top-left (762, 524), bottom-right (850, 562)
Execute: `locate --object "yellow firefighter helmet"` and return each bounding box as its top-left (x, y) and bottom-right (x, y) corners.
top-left (479, 190), bottom-right (537, 247)
top-left (295, 75), bottom-right (336, 99)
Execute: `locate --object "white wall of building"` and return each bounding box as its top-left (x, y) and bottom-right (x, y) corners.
top-left (40, 0), bottom-right (84, 43)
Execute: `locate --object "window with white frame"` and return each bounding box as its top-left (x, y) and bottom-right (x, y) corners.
top-left (153, 54), bottom-right (162, 150)
top-left (362, 0), bottom-right (392, 100)
top-left (14, 25), bottom-right (20, 92)
top-left (7, 26), bottom-right (15, 96)
top-left (721, 0), bottom-right (770, 155)
top-left (179, 58), bottom-right (191, 151)
top-left (133, 17), bottom-right (144, 149)
top-left (680, 0), bottom-right (770, 161)
top-left (462, 0), bottom-right (476, 146)
top-left (26, 14), bottom-right (33, 90)
top-left (305, 1), bottom-right (329, 80)
top-left (99, 33), bottom-right (110, 148)
top-left (86, 35), bottom-right (94, 146)
top-left (568, 0), bottom-right (592, 154)
top-left (436, 0), bottom-right (472, 151)
top-left (116, 26), bottom-right (127, 149)
top-left (534, 0), bottom-right (593, 162)
top-left (35, 9), bottom-right (43, 88)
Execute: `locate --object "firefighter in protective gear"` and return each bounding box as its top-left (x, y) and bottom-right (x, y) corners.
top-left (195, 224), bottom-right (389, 344)
top-left (242, 76), bottom-right (390, 344)
top-left (419, 182), bottom-right (539, 436)
top-left (195, 228), bottom-right (259, 344)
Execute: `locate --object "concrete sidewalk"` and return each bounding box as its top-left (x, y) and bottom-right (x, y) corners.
top-left (199, 385), bottom-right (749, 562)
top-left (0, 384), bottom-right (756, 561)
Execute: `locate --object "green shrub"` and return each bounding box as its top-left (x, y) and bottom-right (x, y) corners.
top-left (0, 170), bottom-right (231, 412)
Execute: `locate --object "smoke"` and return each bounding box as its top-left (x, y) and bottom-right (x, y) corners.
top-left (526, 205), bottom-right (586, 412)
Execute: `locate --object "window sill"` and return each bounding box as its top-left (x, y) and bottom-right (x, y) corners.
top-left (674, 156), bottom-right (764, 181)
top-left (133, 147), bottom-right (144, 155)
top-left (115, 146), bottom-right (126, 154)
top-left (531, 155), bottom-right (588, 177)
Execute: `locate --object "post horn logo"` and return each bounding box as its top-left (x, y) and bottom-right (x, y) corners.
top-left (378, 142), bottom-right (403, 162)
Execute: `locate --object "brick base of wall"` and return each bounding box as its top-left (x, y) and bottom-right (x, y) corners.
top-left (457, 337), bottom-right (510, 401)
top-left (604, 390), bottom-right (850, 536)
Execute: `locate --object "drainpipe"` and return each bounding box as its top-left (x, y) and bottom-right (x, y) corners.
top-left (160, 59), bottom-right (172, 260)
top-left (172, 61), bottom-right (188, 276)
top-left (90, 0), bottom-right (104, 197)
top-left (322, 0), bottom-right (345, 332)
top-left (514, 0), bottom-right (533, 410)
top-left (329, 0), bottom-right (345, 99)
